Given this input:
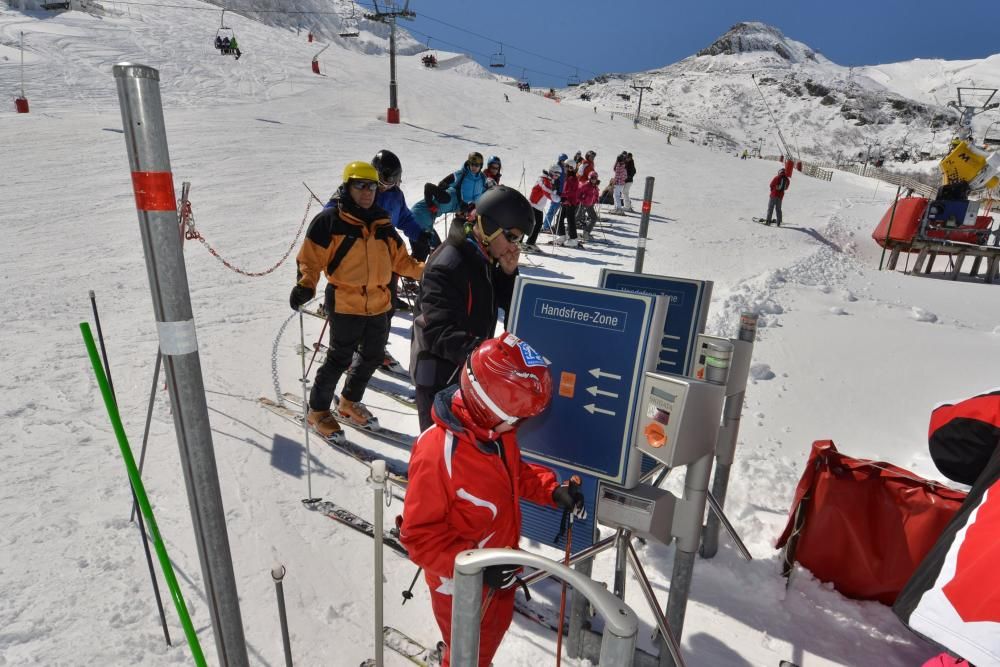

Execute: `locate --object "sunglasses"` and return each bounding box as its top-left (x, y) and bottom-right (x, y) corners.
top-left (501, 229), bottom-right (523, 244)
top-left (350, 180), bottom-right (379, 192)
top-left (469, 161), bottom-right (483, 168)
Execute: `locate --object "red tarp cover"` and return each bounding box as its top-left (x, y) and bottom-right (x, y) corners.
top-left (776, 440), bottom-right (967, 605)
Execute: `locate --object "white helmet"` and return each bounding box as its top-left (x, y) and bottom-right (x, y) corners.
top-left (544, 164), bottom-right (562, 177)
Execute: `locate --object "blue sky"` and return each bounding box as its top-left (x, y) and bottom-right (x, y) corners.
top-left (401, 0), bottom-right (1000, 89)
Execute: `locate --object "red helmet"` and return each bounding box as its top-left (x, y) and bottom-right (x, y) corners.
top-left (460, 333), bottom-right (552, 429)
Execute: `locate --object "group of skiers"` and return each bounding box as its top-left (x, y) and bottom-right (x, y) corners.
top-left (214, 34), bottom-right (241, 59)
top-left (289, 150), bottom-right (587, 666)
top-left (522, 149), bottom-right (637, 249)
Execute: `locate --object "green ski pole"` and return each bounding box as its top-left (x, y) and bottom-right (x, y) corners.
top-left (80, 322), bottom-right (207, 667)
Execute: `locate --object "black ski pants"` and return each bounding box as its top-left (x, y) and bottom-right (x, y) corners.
top-left (556, 202), bottom-right (578, 239)
top-left (310, 310), bottom-right (389, 410)
top-left (525, 208), bottom-right (545, 246)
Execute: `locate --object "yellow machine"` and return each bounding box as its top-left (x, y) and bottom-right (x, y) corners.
top-left (940, 140), bottom-right (1000, 191)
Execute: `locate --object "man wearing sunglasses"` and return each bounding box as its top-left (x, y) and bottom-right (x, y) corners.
top-left (409, 185), bottom-right (533, 432)
top-left (401, 333), bottom-right (587, 667)
top-left (290, 161), bottom-right (424, 440)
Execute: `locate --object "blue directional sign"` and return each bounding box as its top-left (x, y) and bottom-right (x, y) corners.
top-left (508, 277), bottom-right (666, 550)
top-left (599, 269), bottom-right (712, 377)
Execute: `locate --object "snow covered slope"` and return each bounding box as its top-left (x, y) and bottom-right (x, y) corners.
top-left (568, 22), bottom-right (1000, 167)
top-left (2, 4), bottom-right (999, 667)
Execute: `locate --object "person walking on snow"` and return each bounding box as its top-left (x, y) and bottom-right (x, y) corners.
top-left (400, 333), bottom-right (588, 667)
top-left (611, 153), bottom-right (628, 214)
top-left (623, 152), bottom-right (636, 211)
top-left (766, 167), bottom-right (790, 226)
top-left (523, 164), bottom-right (561, 251)
top-left (289, 161), bottom-right (424, 439)
top-left (409, 186), bottom-right (534, 432)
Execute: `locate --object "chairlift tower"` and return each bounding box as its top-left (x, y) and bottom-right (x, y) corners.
top-left (630, 79), bottom-right (652, 128)
top-left (365, 1), bottom-right (415, 124)
top-left (947, 87), bottom-right (999, 142)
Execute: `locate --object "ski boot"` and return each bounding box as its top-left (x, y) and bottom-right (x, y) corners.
top-left (307, 409), bottom-right (345, 443)
top-left (337, 397), bottom-right (380, 431)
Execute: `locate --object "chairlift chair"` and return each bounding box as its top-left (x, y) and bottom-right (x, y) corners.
top-left (490, 43), bottom-right (506, 68)
top-left (567, 70), bottom-right (580, 87)
top-left (338, 6), bottom-right (360, 38)
top-left (421, 39), bottom-right (438, 68)
top-left (214, 9), bottom-right (235, 53)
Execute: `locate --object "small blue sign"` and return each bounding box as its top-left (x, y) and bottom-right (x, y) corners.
top-left (599, 269), bottom-right (712, 377)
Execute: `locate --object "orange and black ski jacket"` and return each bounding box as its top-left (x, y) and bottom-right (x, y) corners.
top-left (295, 199), bottom-right (424, 316)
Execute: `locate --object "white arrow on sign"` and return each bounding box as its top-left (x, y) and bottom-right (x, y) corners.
top-left (588, 368), bottom-right (622, 381)
top-left (586, 385), bottom-right (619, 399)
top-left (584, 403), bottom-right (616, 416)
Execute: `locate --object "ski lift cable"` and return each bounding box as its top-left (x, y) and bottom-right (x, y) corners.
top-left (415, 11), bottom-right (599, 78)
top-left (404, 27), bottom-right (568, 81)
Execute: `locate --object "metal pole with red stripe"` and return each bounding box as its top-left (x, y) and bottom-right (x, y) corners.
top-left (113, 63), bottom-right (249, 667)
top-left (633, 176), bottom-right (655, 273)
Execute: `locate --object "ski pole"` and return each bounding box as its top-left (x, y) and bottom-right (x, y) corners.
top-left (80, 322), bottom-right (206, 666)
top-left (299, 309), bottom-right (319, 504)
top-left (88, 293), bottom-right (172, 647)
top-left (401, 567), bottom-right (422, 605)
top-left (130, 349), bottom-right (161, 524)
top-left (555, 513), bottom-right (573, 667)
top-left (271, 564), bottom-right (293, 667)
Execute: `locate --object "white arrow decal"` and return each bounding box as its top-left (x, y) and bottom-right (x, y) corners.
top-left (588, 368), bottom-right (622, 381)
top-left (586, 386), bottom-right (619, 399)
top-left (583, 403), bottom-right (616, 416)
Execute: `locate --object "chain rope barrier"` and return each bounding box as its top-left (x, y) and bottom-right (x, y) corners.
top-left (181, 194), bottom-right (314, 277)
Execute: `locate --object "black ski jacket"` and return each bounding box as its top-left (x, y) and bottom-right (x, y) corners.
top-left (409, 218), bottom-right (517, 391)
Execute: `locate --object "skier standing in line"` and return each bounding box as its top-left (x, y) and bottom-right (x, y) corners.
top-left (484, 155), bottom-right (503, 189)
top-left (409, 186), bottom-right (533, 432)
top-left (623, 152), bottom-right (636, 211)
top-left (611, 153), bottom-right (628, 214)
top-left (437, 151), bottom-right (488, 217)
top-left (289, 161), bottom-right (424, 439)
top-left (577, 172), bottom-right (601, 241)
top-left (522, 163), bottom-right (561, 252)
top-left (401, 333), bottom-right (587, 667)
top-left (552, 158), bottom-right (582, 247)
top-left (765, 167), bottom-right (791, 226)
top-left (540, 153), bottom-right (569, 232)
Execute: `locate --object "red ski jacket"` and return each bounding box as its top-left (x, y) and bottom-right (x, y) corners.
top-left (577, 181), bottom-right (600, 207)
top-left (529, 174), bottom-right (559, 211)
top-left (560, 171), bottom-right (581, 207)
top-left (400, 387), bottom-right (560, 591)
top-left (769, 173), bottom-right (790, 199)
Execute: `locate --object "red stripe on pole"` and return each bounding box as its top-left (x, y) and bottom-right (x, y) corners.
top-left (641, 200), bottom-right (651, 214)
top-left (131, 172), bottom-right (176, 211)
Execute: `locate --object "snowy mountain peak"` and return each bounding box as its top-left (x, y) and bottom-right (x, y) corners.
top-left (696, 22), bottom-right (824, 65)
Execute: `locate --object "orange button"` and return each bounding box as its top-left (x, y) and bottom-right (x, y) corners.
top-left (644, 422), bottom-right (666, 448)
top-left (558, 371), bottom-right (576, 398)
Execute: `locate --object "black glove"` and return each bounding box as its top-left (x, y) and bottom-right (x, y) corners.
top-left (552, 477), bottom-right (587, 520)
top-left (289, 284), bottom-right (315, 311)
top-left (483, 563), bottom-right (521, 591)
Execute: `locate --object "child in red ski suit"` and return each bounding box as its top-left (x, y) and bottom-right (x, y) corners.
top-left (400, 334), bottom-right (586, 667)
top-left (576, 173), bottom-right (601, 239)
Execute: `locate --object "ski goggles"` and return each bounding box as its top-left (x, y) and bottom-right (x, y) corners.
top-left (350, 180), bottom-right (379, 192)
top-left (378, 174), bottom-right (400, 188)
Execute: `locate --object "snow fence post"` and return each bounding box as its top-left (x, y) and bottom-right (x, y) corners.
top-left (633, 176), bottom-right (655, 273)
top-left (112, 63), bottom-right (250, 667)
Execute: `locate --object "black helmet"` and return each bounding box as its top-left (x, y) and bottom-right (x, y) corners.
top-left (371, 149), bottom-right (402, 185)
top-left (475, 185), bottom-right (534, 237)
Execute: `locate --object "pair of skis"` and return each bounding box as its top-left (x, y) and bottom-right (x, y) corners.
top-left (752, 217), bottom-right (783, 227)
